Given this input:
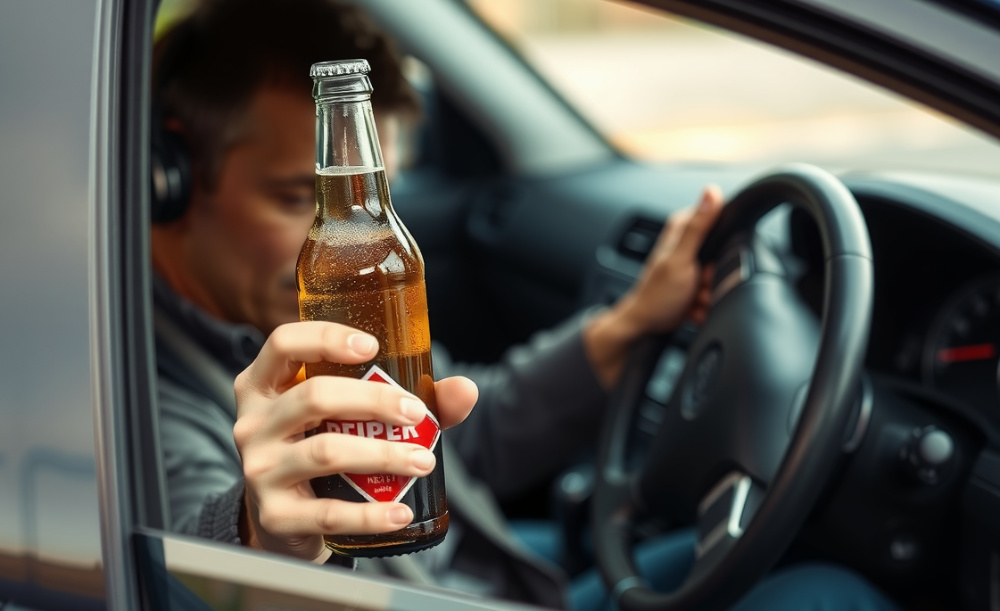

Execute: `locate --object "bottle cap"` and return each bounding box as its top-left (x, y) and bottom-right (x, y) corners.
top-left (310, 59), bottom-right (371, 78)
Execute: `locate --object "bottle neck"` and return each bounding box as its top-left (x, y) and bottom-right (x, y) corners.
top-left (314, 74), bottom-right (385, 172)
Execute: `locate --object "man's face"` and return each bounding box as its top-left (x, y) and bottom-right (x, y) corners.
top-left (181, 87), bottom-right (316, 336)
top-left (170, 87), bottom-right (403, 337)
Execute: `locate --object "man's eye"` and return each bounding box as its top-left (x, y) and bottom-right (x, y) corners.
top-left (276, 192), bottom-right (315, 209)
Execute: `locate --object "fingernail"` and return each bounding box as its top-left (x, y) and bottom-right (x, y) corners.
top-left (410, 449), bottom-right (435, 471)
top-left (388, 505), bottom-right (412, 526)
top-left (347, 333), bottom-right (377, 355)
top-left (399, 397), bottom-right (425, 422)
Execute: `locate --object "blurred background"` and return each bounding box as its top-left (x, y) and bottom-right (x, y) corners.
top-left (159, 0), bottom-right (1000, 176)
top-left (467, 0), bottom-right (1000, 175)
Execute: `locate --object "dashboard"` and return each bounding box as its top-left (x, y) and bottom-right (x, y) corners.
top-left (658, 177), bottom-right (1000, 420)
top-left (824, 191), bottom-right (1000, 421)
top-left (762, 180), bottom-right (1000, 598)
top-left (777, 183), bottom-right (1000, 441)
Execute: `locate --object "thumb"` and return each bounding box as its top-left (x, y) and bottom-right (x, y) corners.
top-left (675, 184), bottom-right (724, 259)
top-left (434, 376), bottom-right (479, 430)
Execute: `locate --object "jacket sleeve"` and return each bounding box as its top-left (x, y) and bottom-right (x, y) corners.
top-left (158, 377), bottom-right (245, 538)
top-left (436, 309), bottom-right (608, 501)
top-left (159, 377), bottom-right (356, 571)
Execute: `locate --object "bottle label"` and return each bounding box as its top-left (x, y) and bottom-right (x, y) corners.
top-left (324, 365), bottom-right (440, 503)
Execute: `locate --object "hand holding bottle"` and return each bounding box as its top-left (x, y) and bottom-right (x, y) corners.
top-left (232, 321), bottom-right (478, 562)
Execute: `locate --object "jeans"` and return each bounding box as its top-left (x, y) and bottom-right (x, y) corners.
top-left (509, 521), bottom-right (901, 611)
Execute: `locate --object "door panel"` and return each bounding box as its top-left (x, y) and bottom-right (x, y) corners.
top-left (134, 532), bottom-right (543, 611)
top-left (0, 0), bottom-right (107, 608)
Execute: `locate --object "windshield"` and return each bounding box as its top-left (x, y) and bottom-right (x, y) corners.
top-left (467, 0), bottom-right (1000, 178)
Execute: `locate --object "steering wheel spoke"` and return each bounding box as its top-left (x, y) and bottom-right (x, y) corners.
top-left (592, 473), bottom-right (646, 594)
top-left (693, 472), bottom-right (764, 563)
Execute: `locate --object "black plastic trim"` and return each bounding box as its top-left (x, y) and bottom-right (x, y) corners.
top-left (449, 0), bottom-right (618, 162)
top-left (121, 0), bottom-right (166, 533)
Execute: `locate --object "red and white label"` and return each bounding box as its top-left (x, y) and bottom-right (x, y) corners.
top-left (324, 365), bottom-right (440, 503)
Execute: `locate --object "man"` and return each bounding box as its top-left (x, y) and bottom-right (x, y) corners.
top-left (150, 1), bottom-right (900, 610)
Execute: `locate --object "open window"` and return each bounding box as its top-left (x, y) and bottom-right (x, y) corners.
top-left (115, 1), bottom-right (548, 609)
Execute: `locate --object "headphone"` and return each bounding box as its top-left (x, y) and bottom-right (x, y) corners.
top-left (150, 123), bottom-right (192, 224)
top-left (150, 20), bottom-right (195, 224)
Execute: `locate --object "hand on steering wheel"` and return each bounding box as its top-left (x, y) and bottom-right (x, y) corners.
top-left (593, 164), bottom-right (873, 611)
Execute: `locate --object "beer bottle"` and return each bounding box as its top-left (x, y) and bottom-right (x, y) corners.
top-left (296, 59), bottom-right (447, 557)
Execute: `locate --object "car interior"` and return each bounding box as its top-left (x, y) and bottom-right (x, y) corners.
top-left (25, 0), bottom-right (1000, 609)
top-left (368, 5), bottom-right (1000, 607)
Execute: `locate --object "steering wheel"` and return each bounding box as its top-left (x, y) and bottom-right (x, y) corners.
top-left (592, 164), bottom-right (873, 611)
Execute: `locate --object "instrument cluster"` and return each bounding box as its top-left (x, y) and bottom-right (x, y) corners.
top-left (921, 274), bottom-right (1000, 414)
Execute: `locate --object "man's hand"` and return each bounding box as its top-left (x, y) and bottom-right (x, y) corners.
top-left (232, 321), bottom-right (478, 562)
top-left (584, 186), bottom-right (724, 388)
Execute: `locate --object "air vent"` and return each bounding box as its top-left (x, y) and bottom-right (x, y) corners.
top-left (617, 218), bottom-right (663, 261)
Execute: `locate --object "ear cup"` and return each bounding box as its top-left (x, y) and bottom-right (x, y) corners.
top-left (150, 127), bottom-right (192, 224)
top-left (151, 16), bottom-right (199, 224)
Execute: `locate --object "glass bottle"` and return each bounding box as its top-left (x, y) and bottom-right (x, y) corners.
top-left (297, 59), bottom-right (447, 557)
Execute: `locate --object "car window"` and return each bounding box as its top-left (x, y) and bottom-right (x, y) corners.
top-left (466, 0), bottom-right (1000, 177)
top-left (129, 2), bottom-right (1000, 610)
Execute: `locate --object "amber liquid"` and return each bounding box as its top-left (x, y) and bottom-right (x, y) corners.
top-left (297, 168), bottom-right (447, 557)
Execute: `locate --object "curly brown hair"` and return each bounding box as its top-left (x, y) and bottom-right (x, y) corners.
top-left (153, 0), bottom-right (420, 188)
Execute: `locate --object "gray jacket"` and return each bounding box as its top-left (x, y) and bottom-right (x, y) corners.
top-left (154, 277), bottom-right (608, 609)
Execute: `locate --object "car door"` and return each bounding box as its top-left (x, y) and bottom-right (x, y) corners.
top-left (0, 0), bottom-right (111, 608)
top-left (6, 0), bottom-right (1000, 609)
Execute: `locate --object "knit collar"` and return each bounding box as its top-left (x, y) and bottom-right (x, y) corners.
top-left (152, 274), bottom-right (266, 374)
